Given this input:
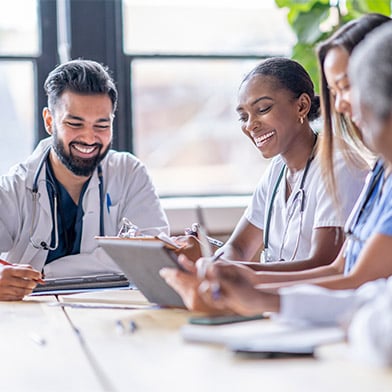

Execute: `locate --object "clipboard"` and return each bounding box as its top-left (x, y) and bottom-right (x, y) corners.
top-left (96, 232), bottom-right (183, 251)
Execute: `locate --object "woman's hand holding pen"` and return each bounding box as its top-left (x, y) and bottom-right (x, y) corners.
top-left (0, 260), bottom-right (44, 301)
top-left (198, 262), bottom-right (279, 316)
top-left (160, 253), bottom-right (230, 314)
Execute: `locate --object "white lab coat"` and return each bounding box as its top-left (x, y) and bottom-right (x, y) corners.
top-left (0, 137), bottom-right (169, 278)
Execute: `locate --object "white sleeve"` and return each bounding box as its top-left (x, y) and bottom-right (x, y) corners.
top-left (120, 157), bottom-right (169, 234)
top-left (275, 279), bottom-right (387, 327)
top-left (244, 159), bottom-right (279, 230)
top-left (313, 154), bottom-right (367, 228)
top-left (348, 278), bottom-right (392, 367)
top-left (276, 284), bottom-right (357, 326)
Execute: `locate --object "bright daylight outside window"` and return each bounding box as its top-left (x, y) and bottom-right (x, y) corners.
top-left (123, 0), bottom-right (295, 197)
top-left (0, 0), bottom-right (38, 174)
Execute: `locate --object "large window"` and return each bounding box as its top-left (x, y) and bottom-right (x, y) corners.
top-left (123, 0), bottom-right (295, 197)
top-left (0, 0), bottom-right (295, 198)
top-left (0, 0), bottom-right (39, 174)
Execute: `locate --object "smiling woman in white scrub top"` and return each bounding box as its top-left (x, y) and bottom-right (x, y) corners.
top-left (222, 57), bottom-right (366, 270)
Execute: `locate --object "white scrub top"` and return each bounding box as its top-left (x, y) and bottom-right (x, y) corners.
top-left (244, 152), bottom-right (367, 262)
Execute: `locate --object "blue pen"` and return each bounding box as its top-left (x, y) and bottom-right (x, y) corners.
top-left (106, 193), bottom-right (112, 213)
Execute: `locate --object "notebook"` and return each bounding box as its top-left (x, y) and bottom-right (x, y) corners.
top-left (31, 272), bottom-right (132, 295)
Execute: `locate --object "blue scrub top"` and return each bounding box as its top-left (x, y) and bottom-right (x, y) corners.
top-left (344, 161), bottom-right (392, 274)
top-left (45, 160), bottom-right (90, 264)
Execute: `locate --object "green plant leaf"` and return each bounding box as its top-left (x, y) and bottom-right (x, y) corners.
top-left (275, 0), bottom-right (391, 95)
top-left (351, 0), bottom-right (391, 15)
top-left (291, 40), bottom-right (325, 94)
top-left (292, 3), bottom-right (331, 44)
top-left (276, 0), bottom-right (329, 12)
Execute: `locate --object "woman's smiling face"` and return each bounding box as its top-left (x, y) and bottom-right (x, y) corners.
top-left (236, 74), bottom-right (303, 159)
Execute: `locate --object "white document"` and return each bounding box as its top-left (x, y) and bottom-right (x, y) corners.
top-left (229, 326), bottom-right (344, 354)
top-left (181, 320), bottom-right (344, 354)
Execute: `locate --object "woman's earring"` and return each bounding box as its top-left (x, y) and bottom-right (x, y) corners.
top-left (299, 117), bottom-right (304, 125)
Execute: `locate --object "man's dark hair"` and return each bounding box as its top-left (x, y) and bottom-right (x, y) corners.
top-left (44, 59), bottom-right (118, 112)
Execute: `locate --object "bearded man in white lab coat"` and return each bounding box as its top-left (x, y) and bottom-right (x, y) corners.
top-left (0, 59), bottom-right (168, 300)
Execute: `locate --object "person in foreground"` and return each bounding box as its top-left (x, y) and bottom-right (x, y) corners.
top-left (160, 13), bottom-right (390, 312)
top-left (0, 59), bottom-right (168, 300)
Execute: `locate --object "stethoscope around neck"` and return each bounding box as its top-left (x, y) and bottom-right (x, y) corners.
top-left (263, 137), bottom-right (317, 263)
top-left (29, 146), bottom-right (105, 251)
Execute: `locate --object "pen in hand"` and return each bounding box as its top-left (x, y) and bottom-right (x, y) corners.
top-left (0, 259), bottom-right (45, 284)
top-left (196, 249), bottom-right (224, 279)
top-left (196, 250), bottom-right (225, 301)
top-left (0, 259), bottom-right (12, 266)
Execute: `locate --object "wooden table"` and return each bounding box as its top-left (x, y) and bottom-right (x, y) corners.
top-left (1, 289), bottom-right (391, 392)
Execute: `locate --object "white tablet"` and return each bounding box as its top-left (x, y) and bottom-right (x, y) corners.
top-left (97, 238), bottom-right (185, 308)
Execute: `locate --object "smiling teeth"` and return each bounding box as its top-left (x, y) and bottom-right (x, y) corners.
top-left (254, 131), bottom-right (275, 145)
top-left (74, 145), bottom-right (95, 154)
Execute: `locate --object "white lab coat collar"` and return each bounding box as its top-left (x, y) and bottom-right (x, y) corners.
top-left (19, 137), bottom-right (104, 269)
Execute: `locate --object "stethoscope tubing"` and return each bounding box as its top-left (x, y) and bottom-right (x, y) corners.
top-left (29, 146), bottom-right (105, 251)
top-left (263, 135), bottom-right (317, 262)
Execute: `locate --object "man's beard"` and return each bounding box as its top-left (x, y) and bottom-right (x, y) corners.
top-left (52, 129), bottom-right (111, 177)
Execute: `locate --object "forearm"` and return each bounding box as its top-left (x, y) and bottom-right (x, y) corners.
top-left (255, 291), bottom-right (281, 313)
top-left (232, 289), bottom-right (281, 315)
top-left (310, 274), bottom-right (369, 290)
top-left (220, 243), bottom-right (251, 262)
top-left (252, 262), bottom-right (342, 285)
top-left (237, 257), bottom-right (329, 272)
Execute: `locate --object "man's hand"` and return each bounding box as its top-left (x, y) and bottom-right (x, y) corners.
top-left (0, 264), bottom-right (43, 301)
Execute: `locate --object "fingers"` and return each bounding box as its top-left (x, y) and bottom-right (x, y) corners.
top-left (196, 257), bottom-right (212, 279)
top-left (0, 286), bottom-right (34, 301)
top-left (0, 265), bottom-right (43, 301)
top-left (160, 267), bottom-right (210, 312)
top-left (159, 267), bottom-right (181, 286)
top-left (3, 265), bottom-right (43, 284)
top-left (177, 254), bottom-right (197, 273)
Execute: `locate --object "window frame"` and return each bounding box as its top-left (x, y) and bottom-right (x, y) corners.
top-left (5, 0), bottom-right (284, 197)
